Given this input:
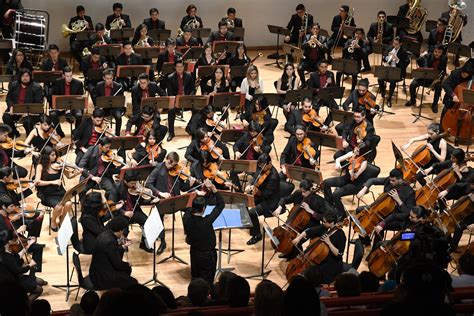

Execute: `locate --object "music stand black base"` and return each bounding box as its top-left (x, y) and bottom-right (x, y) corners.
top-left (221, 229), bottom-right (245, 263)
top-left (143, 242), bottom-right (167, 287)
top-left (215, 230), bottom-right (235, 277)
top-left (158, 212), bottom-right (188, 265)
top-left (245, 227), bottom-right (272, 280)
top-left (411, 86), bottom-right (433, 123)
top-left (52, 246), bottom-right (79, 301)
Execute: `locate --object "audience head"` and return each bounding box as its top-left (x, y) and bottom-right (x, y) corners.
top-left (31, 299), bottom-right (51, 316)
top-left (188, 278), bottom-right (209, 307)
top-left (358, 271), bottom-right (380, 293)
top-left (303, 265), bottom-right (323, 289)
top-left (122, 284), bottom-right (167, 316)
top-left (284, 275), bottom-right (320, 316)
top-left (458, 251), bottom-right (474, 276)
top-left (80, 291), bottom-right (100, 315)
top-left (93, 288), bottom-right (127, 316)
top-left (152, 285), bottom-right (177, 310)
top-left (0, 280), bottom-right (30, 316)
top-left (106, 216), bottom-right (128, 236)
top-left (227, 275), bottom-right (250, 307)
top-left (254, 280), bottom-right (284, 316)
top-left (335, 273), bottom-right (362, 297)
top-left (213, 271), bottom-right (236, 304)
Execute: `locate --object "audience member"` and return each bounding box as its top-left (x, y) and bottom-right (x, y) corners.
top-left (153, 285), bottom-right (177, 310)
top-left (335, 273), bottom-right (362, 297)
top-left (227, 275), bottom-right (250, 307)
top-left (177, 278), bottom-right (210, 307)
top-left (451, 251), bottom-right (474, 288)
top-left (303, 265), bottom-right (331, 298)
top-left (212, 271), bottom-right (236, 304)
top-left (254, 280), bottom-right (284, 316)
top-left (283, 276), bottom-right (321, 316)
top-left (358, 271), bottom-right (380, 293)
top-left (123, 284), bottom-right (167, 315)
top-left (93, 288), bottom-right (127, 316)
top-left (69, 290), bottom-right (100, 316)
top-left (31, 299), bottom-right (51, 316)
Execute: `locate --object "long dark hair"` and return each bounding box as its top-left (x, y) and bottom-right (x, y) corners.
top-left (39, 146), bottom-right (58, 173)
top-left (81, 192), bottom-right (103, 217)
top-left (281, 63), bottom-right (295, 87)
top-left (132, 23), bottom-right (148, 43)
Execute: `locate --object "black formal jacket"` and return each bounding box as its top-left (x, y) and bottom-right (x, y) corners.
top-left (442, 68), bottom-right (473, 105)
top-left (6, 59), bottom-right (33, 78)
top-left (52, 78), bottom-right (84, 95)
top-left (73, 117), bottom-right (95, 150)
top-left (416, 53), bottom-right (447, 75)
top-left (302, 34), bottom-right (328, 60)
top-left (176, 36), bottom-right (200, 47)
top-left (0, 181), bottom-right (32, 205)
top-left (367, 21), bottom-right (393, 45)
top-left (95, 81), bottom-right (124, 98)
top-left (87, 33), bottom-right (112, 48)
top-left (280, 135), bottom-right (318, 166)
top-left (145, 162), bottom-right (191, 197)
top-left (206, 31), bottom-right (234, 44)
top-left (221, 17), bottom-right (243, 27)
top-left (166, 72), bottom-right (196, 96)
top-left (125, 115), bottom-right (163, 135)
top-left (105, 13), bottom-right (132, 29)
top-left (287, 13), bottom-right (314, 44)
top-left (185, 138), bottom-right (230, 164)
top-left (68, 15), bottom-right (94, 43)
top-left (143, 18), bottom-right (165, 30)
top-left (342, 90), bottom-right (378, 112)
top-left (82, 55), bottom-right (108, 82)
top-left (130, 82), bottom-right (166, 119)
top-left (41, 58), bottom-right (69, 71)
top-left (427, 29), bottom-right (445, 53)
top-left (156, 50), bottom-right (183, 73)
top-left (115, 53), bottom-right (143, 66)
top-left (78, 145), bottom-right (118, 179)
top-left (278, 190), bottom-right (333, 223)
top-left (89, 229), bottom-right (132, 290)
top-left (80, 213), bottom-right (105, 254)
top-left (233, 132), bottom-right (271, 157)
top-left (6, 81), bottom-right (44, 111)
top-left (330, 14), bottom-right (356, 39)
top-left (362, 177), bottom-right (416, 215)
top-left (285, 109), bottom-right (305, 136)
top-left (382, 46), bottom-right (409, 78)
top-left (180, 15), bottom-right (203, 29)
top-left (397, 4), bottom-right (409, 17)
top-left (252, 166), bottom-right (280, 205)
top-left (307, 71), bottom-right (335, 94)
top-left (342, 119), bottom-right (375, 151)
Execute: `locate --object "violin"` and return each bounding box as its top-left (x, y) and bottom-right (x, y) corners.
top-left (252, 109), bottom-right (267, 126)
top-left (8, 205), bottom-right (38, 221)
top-left (415, 168), bottom-right (458, 209)
top-left (200, 139), bottom-right (224, 160)
top-left (358, 92), bottom-right (378, 112)
top-left (128, 183), bottom-right (158, 200)
top-left (202, 162), bottom-right (238, 190)
top-left (436, 195), bottom-right (473, 235)
top-left (0, 137), bottom-right (33, 151)
top-left (44, 127), bottom-right (62, 145)
top-left (94, 122), bottom-right (115, 136)
top-left (7, 235), bottom-right (29, 254)
top-left (206, 118), bottom-right (226, 133)
top-left (441, 79), bottom-right (473, 142)
top-left (252, 163), bottom-right (272, 196)
top-left (6, 179), bottom-right (34, 191)
top-left (348, 154), bottom-right (365, 181)
top-left (51, 161), bottom-right (82, 173)
top-left (296, 138), bottom-right (317, 161)
top-left (101, 150), bottom-right (127, 167)
top-left (302, 109), bottom-right (323, 128)
top-left (98, 200), bottom-right (120, 217)
top-left (350, 121), bottom-right (368, 149)
top-left (168, 164), bottom-right (194, 181)
top-left (146, 143), bottom-right (161, 162)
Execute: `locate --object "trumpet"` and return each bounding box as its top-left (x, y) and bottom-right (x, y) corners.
top-left (308, 35), bottom-right (322, 48)
top-left (347, 38), bottom-right (357, 53)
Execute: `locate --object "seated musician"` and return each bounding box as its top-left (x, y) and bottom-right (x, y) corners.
top-left (444, 188), bottom-right (474, 253)
top-left (51, 66), bottom-right (85, 133)
top-left (327, 5), bottom-right (356, 62)
top-left (80, 192), bottom-right (106, 254)
top-left (356, 168), bottom-right (416, 245)
top-left (82, 47), bottom-right (109, 96)
top-left (94, 69), bottom-right (125, 136)
top-left (68, 5), bottom-right (94, 69)
top-left (115, 40), bottom-right (144, 91)
top-left (41, 44), bottom-right (69, 108)
top-left (0, 124), bottom-right (28, 178)
top-left (441, 7), bottom-right (467, 67)
top-left (132, 24), bottom-right (155, 78)
top-left (73, 108), bottom-right (107, 164)
top-left (229, 43), bottom-right (250, 92)
top-left (87, 23), bottom-right (112, 54)
top-left (276, 63), bottom-right (301, 118)
top-left (180, 4), bottom-right (204, 40)
top-left (280, 125), bottom-right (319, 180)
top-left (204, 67), bottom-right (230, 95)
top-left (105, 2), bottom-right (132, 31)
top-left (364, 11), bottom-right (393, 72)
top-left (241, 95), bottom-right (278, 144)
top-left (6, 49), bottom-right (33, 82)
top-left (405, 45), bottom-right (447, 113)
top-left (129, 129), bottom-right (166, 167)
top-left (4, 68), bottom-right (44, 137)
top-left (35, 146), bottom-right (80, 232)
top-left (285, 97), bottom-right (329, 136)
top-left (240, 65), bottom-right (264, 113)
top-left (441, 63), bottom-right (473, 122)
top-left (146, 151), bottom-right (196, 254)
top-left (206, 20), bottom-right (234, 45)
top-left (166, 59), bottom-right (196, 141)
top-left (377, 37), bottom-right (409, 108)
top-left (191, 151), bottom-right (234, 191)
top-left (284, 4), bottom-right (314, 47)
top-left (78, 136), bottom-right (120, 202)
top-left (342, 79), bottom-right (379, 124)
top-left (246, 153), bottom-right (280, 245)
top-left (427, 18), bottom-right (448, 53)
top-left (422, 148), bottom-right (472, 187)
top-left (291, 209), bottom-right (346, 285)
top-left (89, 216), bottom-right (137, 290)
top-left (234, 121), bottom-right (271, 160)
top-left (222, 7), bottom-right (243, 28)
top-left (157, 38), bottom-right (183, 89)
top-left (176, 27), bottom-right (200, 47)
top-left (125, 105), bottom-right (167, 143)
top-left (185, 127), bottom-right (230, 164)
top-left (335, 28), bottom-right (365, 91)
top-left (324, 145), bottom-right (369, 219)
top-left (186, 105), bottom-right (227, 137)
top-left (143, 8), bottom-right (165, 30)
top-left (298, 23), bottom-right (328, 86)
top-left (307, 60), bottom-right (338, 111)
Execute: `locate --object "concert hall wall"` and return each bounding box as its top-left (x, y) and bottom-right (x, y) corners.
top-left (23, 0), bottom-right (473, 50)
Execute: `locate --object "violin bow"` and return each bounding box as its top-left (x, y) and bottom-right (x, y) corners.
top-left (399, 146), bottom-right (427, 177)
top-left (37, 123), bottom-right (61, 156)
top-left (136, 139), bottom-right (164, 166)
top-left (239, 127), bottom-right (266, 158)
top-left (58, 144), bottom-right (73, 186)
top-left (10, 135), bottom-right (16, 169)
top-left (13, 166), bottom-right (27, 226)
top-left (10, 226), bottom-right (31, 264)
top-left (130, 173), bottom-right (156, 214)
top-left (93, 122), bottom-right (112, 147)
top-left (210, 103), bottom-right (231, 134)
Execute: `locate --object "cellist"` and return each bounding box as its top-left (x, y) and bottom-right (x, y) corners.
top-left (422, 148), bottom-right (473, 187)
top-left (441, 63), bottom-right (473, 123)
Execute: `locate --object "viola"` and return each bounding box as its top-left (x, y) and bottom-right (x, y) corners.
top-left (7, 235), bottom-right (29, 254)
top-left (296, 138), bottom-right (317, 161)
top-left (252, 163), bottom-right (272, 196)
top-left (44, 127), bottom-right (62, 145)
top-left (415, 168), bottom-right (458, 209)
top-left (202, 162), bottom-right (238, 189)
top-left (252, 109), bottom-right (266, 126)
top-left (206, 118), bottom-right (226, 133)
top-left (6, 179), bottom-right (34, 191)
top-left (302, 109), bottom-right (323, 128)
top-left (200, 139), bottom-right (224, 160)
top-left (348, 154), bottom-right (365, 181)
top-left (441, 79), bottom-right (473, 142)
top-left (94, 122), bottom-right (115, 136)
top-left (128, 183), bottom-right (157, 200)
top-left (101, 150), bottom-right (126, 167)
top-left (436, 195), bottom-right (473, 235)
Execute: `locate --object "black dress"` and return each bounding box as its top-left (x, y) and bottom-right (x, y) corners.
top-left (37, 171), bottom-right (66, 207)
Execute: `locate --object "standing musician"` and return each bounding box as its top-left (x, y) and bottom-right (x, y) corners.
top-left (35, 146), bottom-right (80, 232)
top-left (342, 79), bottom-right (379, 124)
top-left (176, 27), bottom-right (200, 47)
top-left (228, 43), bottom-right (250, 92)
top-left (307, 60), bottom-right (338, 111)
top-left (6, 49), bottom-right (33, 82)
top-left (129, 129), bottom-right (166, 167)
top-left (441, 63), bottom-right (473, 122)
top-left (246, 153), bottom-right (280, 245)
top-left (185, 128), bottom-right (230, 164)
top-left (51, 66), bottom-right (85, 132)
top-left (206, 20), bottom-right (235, 44)
top-left (146, 151), bottom-right (196, 254)
top-left (89, 216), bottom-right (137, 290)
top-left (298, 23), bottom-right (328, 87)
top-left (68, 5), bottom-right (94, 69)
top-left (222, 7), bottom-right (242, 28)
top-left (291, 209), bottom-right (346, 285)
top-left (405, 45), bottom-right (447, 113)
top-left (94, 69), bottom-right (124, 137)
top-left (73, 108), bottom-right (107, 164)
top-left (276, 63), bottom-right (301, 118)
top-left (285, 97), bottom-right (329, 136)
top-left (336, 107), bottom-right (375, 159)
top-left (143, 8), bottom-right (166, 30)
top-left (324, 145), bottom-right (369, 219)
top-left (115, 40), bottom-right (144, 91)
top-left (280, 125), bottom-right (319, 180)
top-left (364, 11), bottom-right (393, 72)
top-left (241, 95), bottom-right (278, 144)
top-left (80, 192), bottom-right (106, 254)
top-left (0, 124), bottom-right (28, 178)
top-left (335, 28), bottom-right (365, 91)
top-left (82, 47), bottom-right (109, 96)
top-left (105, 2), bottom-right (132, 31)
top-left (427, 18), bottom-right (448, 53)
top-left (125, 105), bottom-right (167, 143)
top-left (327, 5), bottom-right (356, 60)
top-left (156, 38), bottom-right (183, 90)
top-left (284, 4), bottom-right (314, 47)
top-left (180, 4), bottom-right (204, 44)
top-left (378, 37), bottom-right (409, 108)
top-left (4, 68), bottom-right (44, 137)
top-left (183, 179), bottom-right (225, 285)
top-left (166, 59), bottom-right (196, 141)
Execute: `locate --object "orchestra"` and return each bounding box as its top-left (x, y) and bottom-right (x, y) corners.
top-left (0, 1), bottom-right (473, 306)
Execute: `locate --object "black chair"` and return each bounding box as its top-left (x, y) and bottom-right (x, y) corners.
top-left (367, 134), bottom-right (381, 164)
top-left (72, 252), bottom-right (95, 300)
top-left (71, 216), bottom-right (85, 254)
top-left (343, 238), bottom-right (364, 271)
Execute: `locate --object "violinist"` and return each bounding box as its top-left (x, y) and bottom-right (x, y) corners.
top-left (0, 124), bottom-right (28, 178)
top-left (78, 137), bottom-right (119, 202)
top-left (185, 128), bottom-right (230, 164)
top-left (298, 23), bottom-right (328, 87)
top-left (342, 79), bottom-right (379, 124)
top-left (176, 27), bottom-right (200, 47)
top-left (246, 153), bottom-right (280, 245)
top-left (291, 209), bottom-right (346, 285)
top-left (280, 125), bottom-right (319, 179)
top-left (336, 107), bottom-right (375, 160)
top-left (94, 69), bottom-right (125, 137)
top-left (187, 105), bottom-right (227, 137)
top-left (441, 63), bottom-right (473, 122)
top-left (125, 104), bottom-right (167, 143)
top-left (234, 122), bottom-right (271, 160)
top-left (335, 28), bottom-right (365, 91)
top-left (324, 145), bottom-right (368, 219)
top-left (191, 151), bottom-right (234, 191)
top-left (276, 63), bottom-right (300, 118)
top-left (80, 192), bottom-right (107, 254)
top-left (307, 60), bottom-right (338, 112)
top-left (205, 67), bottom-right (230, 95)
top-left (228, 43), bottom-right (250, 92)
top-left (405, 45), bottom-right (447, 113)
top-left (35, 146), bottom-right (80, 232)
top-left (73, 108), bottom-right (107, 164)
top-left (129, 129), bottom-right (166, 167)
top-left (241, 95), bottom-right (278, 144)
top-left (146, 151), bottom-right (197, 254)
top-left (285, 97), bottom-right (329, 136)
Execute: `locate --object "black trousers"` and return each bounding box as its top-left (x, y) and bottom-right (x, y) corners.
top-left (2, 113), bottom-right (39, 137)
top-left (409, 79), bottom-right (442, 107)
top-left (450, 213), bottom-right (474, 251)
top-left (70, 41), bottom-right (87, 67)
top-left (50, 109), bottom-right (83, 131)
top-left (190, 247), bottom-right (217, 285)
top-left (336, 72), bottom-right (358, 91)
top-left (249, 199), bottom-right (279, 237)
top-left (323, 175), bottom-right (360, 219)
top-left (378, 79), bottom-right (398, 99)
top-left (298, 60), bottom-right (318, 85)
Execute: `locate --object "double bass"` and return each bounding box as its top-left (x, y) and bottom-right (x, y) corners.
top-left (441, 79), bottom-right (473, 143)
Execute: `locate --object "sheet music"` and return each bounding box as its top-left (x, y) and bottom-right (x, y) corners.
top-left (55, 213), bottom-right (73, 256)
top-left (143, 206), bottom-right (164, 249)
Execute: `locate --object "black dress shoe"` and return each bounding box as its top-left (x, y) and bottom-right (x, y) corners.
top-left (359, 235), bottom-right (371, 246)
top-left (387, 99), bottom-right (392, 108)
top-left (246, 235), bottom-right (262, 245)
top-left (166, 134), bottom-right (174, 142)
top-left (405, 101), bottom-right (414, 107)
top-left (361, 67), bottom-right (371, 73)
top-left (139, 242), bottom-right (154, 253)
top-left (156, 240), bottom-right (167, 255)
top-left (431, 104), bottom-right (438, 113)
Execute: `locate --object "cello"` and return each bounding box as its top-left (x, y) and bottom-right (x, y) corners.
top-left (441, 79), bottom-right (473, 143)
top-left (415, 168), bottom-right (458, 209)
top-left (435, 195), bottom-right (473, 235)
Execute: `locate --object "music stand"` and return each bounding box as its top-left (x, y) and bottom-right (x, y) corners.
top-left (110, 28), bottom-right (134, 41)
top-left (371, 43), bottom-right (390, 67)
top-left (284, 164), bottom-right (323, 186)
top-left (282, 43), bottom-right (303, 63)
top-left (373, 66), bottom-right (401, 117)
top-left (175, 95), bottom-right (209, 111)
top-left (134, 47), bottom-right (161, 60)
top-left (148, 29), bottom-right (171, 43)
top-left (220, 129), bottom-right (244, 144)
top-left (75, 30), bottom-right (95, 42)
top-left (343, 26), bottom-right (357, 39)
top-left (116, 65), bottom-right (150, 78)
top-left (266, 25), bottom-right (289, 68)
top-left (411, 68), bottom-right (439, 123)
top-left (307, 131), bottom-right (344, 165)
top-left (158, 62), bottom-right (175, 79)
top-left (182, 47), bottom-right (204, 61)
top-left (98, 44), bottom-right (122, 58)
top-left (0, 74), bottom-right (12, 93)
top-left (53, 95), bottom-right (88, 140)
top-left (318, 86), bottom-right (345, 107)
top-left (213, 92), bottom-right (242, 125)
top-left (86, 68), bottom-right (104, 81)
top-left (402, 37), bottom-right (421, 58)
top-left (141, 96), bottom-right (175, 111)
top-left (212, 41), bottom-right (242, 55)
top-left (157, 193), bottom-right (196, 265)
top-left (230, 27), bottom-right (245, 40)
top-left (255, 93), bottom-right (281, 117)
top-left (12, 103), bottom-right (44, 117)
top-left (284, 89), bottom-right (313, 107)
top-left (110, 136), bottom-right (141, 162)
top-left (59, 177), bottom-right (89, 217)
top-left (197, 65), bottom-right (229, 81)
top-left (331, 108), bottom-right (353, 125)
top-left (229, 65), bottom-right (248, 79)
top-left (190, 28), bottom-right (210, 40)
top-left (32, 71), bottom-right (62, 84)
top-left (332, 59), bottom-right (359, 97)
top-left (448, 42), bottom-right (472, 58)
top-left (119, 164), bottom-right (155, 181)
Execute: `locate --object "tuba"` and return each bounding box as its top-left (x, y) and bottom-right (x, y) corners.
top-left (443, 0), bottom-right (467, 45)
top-left (61, 19), bottom-right (88, 38)
top-left (375, 18), bottom-right (383, 44)
top-left (406, 0), bottom-right (428, 35)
